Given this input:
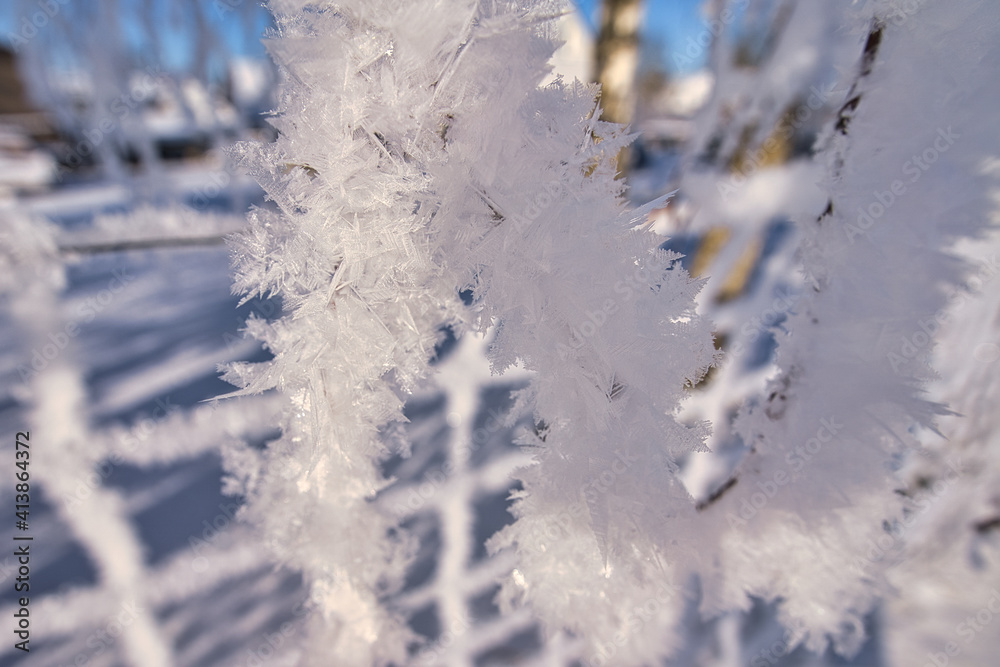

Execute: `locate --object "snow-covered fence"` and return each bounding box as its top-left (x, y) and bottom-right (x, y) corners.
top-left (3, 0), bottom-right (1000, 665)
top-left (224, 0), bottom-right (1000, 665)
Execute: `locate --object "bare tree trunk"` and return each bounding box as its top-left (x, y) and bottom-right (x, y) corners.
top-left (595, 0), bottom-right (642, 173)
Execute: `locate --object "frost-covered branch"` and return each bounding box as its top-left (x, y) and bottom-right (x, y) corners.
top-left (225, 0), bottom-right (716, 662)
top-left (224, 0), bottom-right (1000, 664)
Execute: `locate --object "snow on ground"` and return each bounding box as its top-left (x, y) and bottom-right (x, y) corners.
top-left (0, 170), bottom-right (554, 665)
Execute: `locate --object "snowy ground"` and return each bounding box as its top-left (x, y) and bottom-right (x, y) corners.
top-left (0, 197), bottom-right (304, 666)
top-left (0, 168), bottom-right (549, 665)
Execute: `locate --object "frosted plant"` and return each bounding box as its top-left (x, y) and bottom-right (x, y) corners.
top-left (831, 2), bottom-right (1000, 665)
top-left (673, 0), bottom-right (1000, 661)
top-left (224, 0), bottom-right (716, 663)
top-left (665, 0), bottom-right (860, 512)
top-left (225, 0), bottom-right (1000, 665)
top-left (0, 0), bottom-right (995, 665)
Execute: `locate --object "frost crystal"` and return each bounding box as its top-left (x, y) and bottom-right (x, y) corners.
top-left (226, 0), bottom-right (715, 662)
top-left (226, 0), bottom-right (1000, 664)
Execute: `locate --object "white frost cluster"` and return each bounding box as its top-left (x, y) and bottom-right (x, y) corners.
top-left (225, 0), bottom-right (716, 662)
top-left (225, 0), bottom-right (1000, 665)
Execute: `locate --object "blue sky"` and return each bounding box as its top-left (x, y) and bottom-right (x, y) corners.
top-left (575, 0), bottom-right (709, 73)
top-left (0, 0), bottom-right (273, 76)
top-left (1, 1), bottom-right (707, 75)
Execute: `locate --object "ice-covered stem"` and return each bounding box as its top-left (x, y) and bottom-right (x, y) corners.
top-left (402, 7), bottom-right (717, 666)
top-left (393, 1), bottom-right (716, 662)
top-left (684, 0), bottom-right (843, 173)
top-left (694, 16), bottom-right (888, 515)
top-left (458, 78), bottom-right (720, 663)
top-left (227, 0), bottom-right (716, 662)
top-left (687, 0), bottom-right (998, 656)
top-left (223, 0), bottom-right (496, 661)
